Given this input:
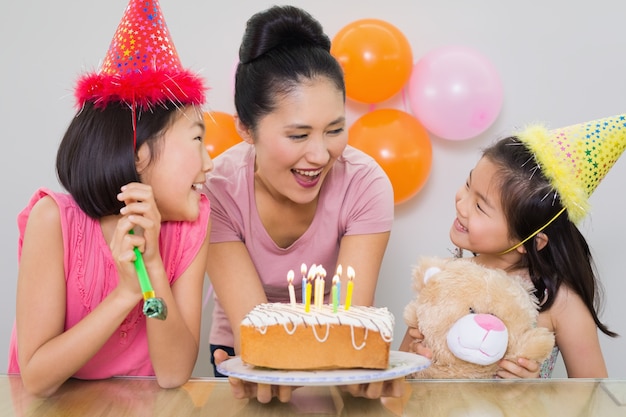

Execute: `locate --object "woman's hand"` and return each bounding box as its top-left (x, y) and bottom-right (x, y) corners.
top-left (214, 349), bottom-right (296, 403)
top-left (340, 378), bottom-right (405, 399)
top-left (495, 357), bottom-right (541, 379)
top-left (214, 349), bottom-right (403, 402)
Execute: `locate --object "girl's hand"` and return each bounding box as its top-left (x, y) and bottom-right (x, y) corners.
top-left (117, 183), bottom-right (161, 263)
top-left (109, 212), bottom-right (144, 300)
top-left (495, 357), bottom-right (541, 379)
top-left (109, 183), bottom-right (162, 297)
top-left (405, 327), bottom-right (433, 359)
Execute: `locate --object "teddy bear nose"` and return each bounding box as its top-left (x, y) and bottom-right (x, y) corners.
top-left (474, 313), bottom-right (506, 332)
top-left (446, 313), bottom-right (509, 365)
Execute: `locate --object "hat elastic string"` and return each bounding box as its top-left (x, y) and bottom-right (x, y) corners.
top-left (498, 206), bottom-right (566, 255)
top-left (131, 99), bottom-right (137, 151)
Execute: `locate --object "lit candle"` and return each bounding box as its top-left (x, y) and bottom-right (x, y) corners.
top-left (305, 280), bottom-right (312, 312)
top-left (287, 269), bottom-right (296, 307)
top-left (335, 265), bottom-right (342, 308)
top-left (314, 278), bottom-right (320, 309)
top-left (301, 263), bottom-right (307, 304)
top-left (332, 274), bottom-right (339, 313)
top-left (344, 266), bottom-right (355, 311)
top-left (300, 264), bottom-right (306, 304)
top-left (305, 265), bottom-right (315, 313)
top-left (310, 264), bottom-right (318, 310)
top-left (313, 270), bottom-right (320, 309)
top-left (316, 265), bottom-right (326, 309)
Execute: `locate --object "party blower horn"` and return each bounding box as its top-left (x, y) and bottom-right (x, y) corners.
top-left (129, 229), bottom-right (167, 320)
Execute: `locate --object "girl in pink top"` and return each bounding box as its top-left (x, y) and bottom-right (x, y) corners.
top-left (204, 5), bottom-right (395, 403)
top-left (8, 0), bottom-right (213, 397)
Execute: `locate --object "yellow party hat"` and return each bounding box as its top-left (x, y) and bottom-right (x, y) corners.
top-left (517, 114), bottom-right (626, 224)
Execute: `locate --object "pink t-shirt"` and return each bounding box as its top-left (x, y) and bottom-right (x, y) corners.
top-left (203, 142), bottom-right (394, 347)
top-left (8, 188), bottom-right (210, 379)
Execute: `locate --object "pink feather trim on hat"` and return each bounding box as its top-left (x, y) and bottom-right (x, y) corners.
top-left (75, 68), bottom-right (206, 110)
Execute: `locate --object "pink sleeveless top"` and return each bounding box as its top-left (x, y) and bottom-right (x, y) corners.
top-left (8, 188), bottom-right (210, 379)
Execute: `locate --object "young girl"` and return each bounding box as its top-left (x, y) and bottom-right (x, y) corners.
top-left (204, 5), bottom-right (396, 402)
top-left (402, 114), bottom-right (624, 378)
top-left (8, 0), bottom-right (213, 396)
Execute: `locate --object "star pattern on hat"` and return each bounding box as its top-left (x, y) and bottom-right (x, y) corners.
top-left (518, 114), bottom-right (626, 224)
top-left (101, 1), bottom-right (181, 76)
top-left (576, 116), bottom-right (625, 195)
top-left (74, 0), bottom-right (206, 111)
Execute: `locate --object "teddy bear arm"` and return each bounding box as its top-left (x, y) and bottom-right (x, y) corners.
top-left (506, 328), bottom-right (555, 363)
top-left (403, 301), bottom-right (420, 328)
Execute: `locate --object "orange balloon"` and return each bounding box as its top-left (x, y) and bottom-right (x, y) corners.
top-left (202, 111), bottom-right (242, 158)
top-left (331, 19), bottom-right (413, 104)
top-left (349, 109), bottom-right (432, 204)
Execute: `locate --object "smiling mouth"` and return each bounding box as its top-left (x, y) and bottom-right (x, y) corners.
top-left (292, 168), bottom-right (323, 178)
top-left (292, 168), bottom-right (323, 188)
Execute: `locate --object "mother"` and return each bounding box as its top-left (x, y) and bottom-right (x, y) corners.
top-left (203, 5), bottom-right (395, 402)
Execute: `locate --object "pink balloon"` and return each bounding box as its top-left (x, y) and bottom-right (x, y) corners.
top-left (408, 46), bottom-right (503, 141)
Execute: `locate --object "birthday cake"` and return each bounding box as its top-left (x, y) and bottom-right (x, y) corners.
top-left (240, 303), bottom-right (394, 370)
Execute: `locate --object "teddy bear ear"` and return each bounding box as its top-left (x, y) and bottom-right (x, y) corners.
top-left (423, 266), bottom-right (441, 284)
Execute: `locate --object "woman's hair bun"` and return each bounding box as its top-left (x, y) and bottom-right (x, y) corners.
top-left (239, 5), bottom-right (331, 64)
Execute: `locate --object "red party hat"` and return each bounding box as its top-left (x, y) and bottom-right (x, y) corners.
top-left (75, 0), bottom-right (205, 110)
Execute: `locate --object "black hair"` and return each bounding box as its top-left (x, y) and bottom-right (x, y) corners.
top-left (483, 137), bottom-right (617, 337)
top-left (56, 102), bottom-right (178, 218)
top-left (234, 5), bottom-right (345, 132)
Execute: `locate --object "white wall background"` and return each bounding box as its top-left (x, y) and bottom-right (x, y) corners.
top-left (1, 1), bottom-right (625, 378)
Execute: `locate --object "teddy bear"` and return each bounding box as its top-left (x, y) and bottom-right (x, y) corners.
top-left (403, 256), bottom-right (555, 379)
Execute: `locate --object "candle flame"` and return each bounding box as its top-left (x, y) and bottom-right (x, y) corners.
top-left (317, 265), bottom-right (326, 279)
top-left (301, 263), bottom-right (307, 276)
top-left (287, 269), bottom-right (294, 284)
top-left (332, 274), bottom-right (339, 284)
top-left (336, 264), bottom-right (342, 277)
top-left (347, 266), bottom-right (355, 280)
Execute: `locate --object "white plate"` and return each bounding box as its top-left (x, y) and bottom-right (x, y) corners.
top-left (216, 350), bottom-right (430, 386)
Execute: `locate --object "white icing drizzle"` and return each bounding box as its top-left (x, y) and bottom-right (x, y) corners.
top-left (350, 326), bottom-right (367, 350)
top-left (311, 323), bottom-right (331, 342)
top-left (284, 319), bottom-right (297, 335)
top-left (242, 303), bottom-right (394, 350)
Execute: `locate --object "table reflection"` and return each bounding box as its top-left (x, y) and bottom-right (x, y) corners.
top-left (2, 375), bottom-right (624, 417)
